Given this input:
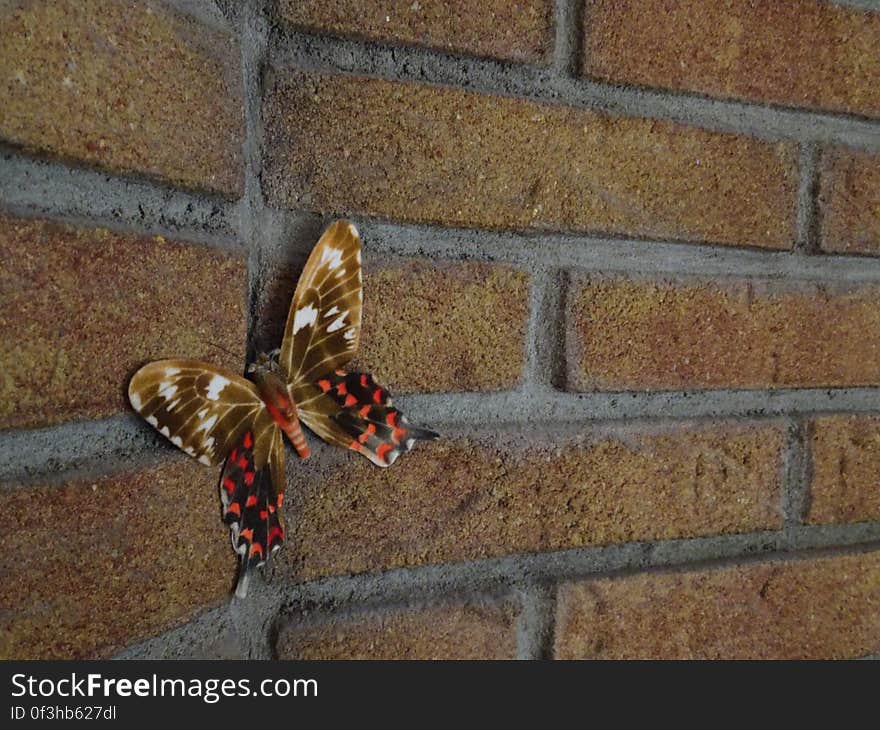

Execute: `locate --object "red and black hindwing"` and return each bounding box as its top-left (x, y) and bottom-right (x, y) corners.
top-left (219, 430), bottom-right (285, 597)
top-left (308, 370), bottom-right (438, 467)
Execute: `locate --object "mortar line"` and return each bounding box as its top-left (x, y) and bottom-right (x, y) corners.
top-left (795, 143), bottom-right (821, 254)
top-left (522, 267), bottom-right (567, 390)
top-left (115, 526), bottom-right (880, 658)
top-left (268, 29), bottom-right (880, 151)
top-left (516, 583), bottom-right (558, 660)
top-left (782, 416), bottom-right (811, 527)
top-left (7, 388), bottom-right (880, 483)
top-left (0, 150), bottom-right (241, 249)
top-left (352, 219), bottom-right (880, 284)
top-left (552, 0), bottom-right (582, 76)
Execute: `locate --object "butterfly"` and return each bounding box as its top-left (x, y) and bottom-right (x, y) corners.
top-left (128, 221), bottom-right (438, 597)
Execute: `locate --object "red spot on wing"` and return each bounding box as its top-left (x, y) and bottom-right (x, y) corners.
top-left (376, 443), bottom-right (393, 462)
top-left (223, 478), bottom-right (236, 495)
top-left (243, 432), bottom-right (253, 449)
top-left (240, 528), bottom-right (254, 542)
top-left (386, 411), bottom-right (399, 426)
top-left (259, 510), bottom-right (268, 520)
top-left (249, 543), bottom-right (264, 558)
top-left (344, 394), bottom-right (358, 407)
top-left (229, 448), bottom-right (238, 462)
top-left (360, 374), bottom-right (368, 387)
top-left (358, 424), bottom-right (376, 444)
top-left (268, 526), bottom-right (284, 547)
top-left (337, 382), bottom-right (348, 396)
top-left (244, 471), bottom-right (255, 486)
top-left (317, 379), bottom-right (331, 392)
top-left (359, 405), bottom-right (372, 417)
top-left (349, 440), bottom-right (361, 452)
top-left (373, 388), bottom-right (383, 403)
top-left (226, 502), bottom-right (241, 517)
top-left (245, 495), bottom-right (258, 508)
top-left (237, 455), bottom-right (248, 469)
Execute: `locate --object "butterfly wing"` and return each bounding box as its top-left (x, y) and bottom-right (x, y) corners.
top-left (295, 370), bottom-right (438, 467)
top-left (220, 427), bottom-right (286, 598)
top-left (128, 359), bottom-right (277, 468)
top-left (279, 220), bottom-right (362, 386)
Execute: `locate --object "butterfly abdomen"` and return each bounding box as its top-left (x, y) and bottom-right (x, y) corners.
top-left (250, 361), bottom-right (311, 458)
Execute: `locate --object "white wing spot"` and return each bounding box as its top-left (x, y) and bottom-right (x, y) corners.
top-left (324, 305), bottom-right (340, 318)
top-left (347, 223), bottom-right (359, 238)
top-left (335, 267), bottom-right (347, 279)
top-left (343, 328), bottom-right (355, 341)
top-left (184, 446), bottom-right (196, 457)
top-left (320, 246), bottom-right (344, 270)
top-left (327, 311), bottom-right (348, 333)
top-left (130, 392), bottom-right (142, 410)
top-left (171, 436), bottom-right (183, 448)
top-left (198, 454), bottom-right (212, 465)
top-left (293, 304), bottom-right (318, 334)
top-left (157, 382), bottom-right (177, 399)
top-left (205, 375), bottom-right (230, 401)
top-left (160, 427), bottom-right (170, 437)
top-left (204, 436), bottom-right (215, 452)
top-left (146, 416), bottom-right (158, 427)
top-left (197, 414), bottom-right (218, 433)
top-left (167, 399), bottom-right (180, 412)
top-left (165, 367), bottom-right (180, 377)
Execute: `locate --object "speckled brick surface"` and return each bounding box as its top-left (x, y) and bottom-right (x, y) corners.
top-left (0, 457), bottom-right (232, 659)
top-left (263, 70), bottom-right (797, 248)
top-left (270, 422), bottom-right (784, 581)
top-left (0, 0), bottom-right (244, 195)
top-left (808, 416), bottom-right (880, 525)
top-left (555, 550), bottom-right (880, 659)
top-left (259, 258), bottom-right (530, 393)
top-left (819, 148), bottom-right (880, 255)
top-left (582, 0), bottom-right (880, 118)
top-left (566, 274), bottom-right (880, 391)
top-left (278, 0), bottom-right (554, 64)
top-left (277, 597), bottom-right (520, 659)
top-left (0, 213), bottom-right (247, 429)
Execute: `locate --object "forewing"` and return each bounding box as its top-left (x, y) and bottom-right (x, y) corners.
top-left (295, 370), bottom-right (438, 467)
top-left (279, 220), bottom-right (362, 385)
top-left (128, 359), bottom-right (276, 468)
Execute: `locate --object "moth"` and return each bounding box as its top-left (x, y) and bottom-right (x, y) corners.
top-left (128, 221), bottom-right (438, 597)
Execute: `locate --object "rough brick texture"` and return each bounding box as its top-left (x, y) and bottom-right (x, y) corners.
top-left (566, 275), bottom-right (880, 391)
top-left (0, 457), bottom-right (233, 659)
top-left (0, 0), bottom-right (244, 196)
top-left (582, 0), bottom-right (880, 119)
top-left (819, 148), bottom-right (880, 256)
top-left (279, 0), bottom-right (554, 65)
top-left (263, 70), bottom-right (797, 248)
top-left (0, 213), bottom-right (247, 430)
top-left (277, 597), bottom-right (520, 659)
top-left (555, 550), bottom-right (880, 659)
top-left (259, 257), bottom-right (530, 392)
top-left (808, 416), bottom-right (880, 525)
top-left (271, 422), bottom-right (784, 581)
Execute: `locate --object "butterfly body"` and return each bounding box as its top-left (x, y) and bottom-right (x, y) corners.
top-left (128, 221), bottom-right (438, 597)
top-left (248, 353), bottom-right (310, 459)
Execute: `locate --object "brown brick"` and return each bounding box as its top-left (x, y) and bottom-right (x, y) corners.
top-left (0, 213), bottom-right (247, 430)
top-left (277, 597), bottom-right (519, 659)
top-left (555, 550), bottom-right (880, 659)
top-left (278, 0), bottom-right (554, 65)
top-left (271, 422), bottom-right (784, 581)
top-left (582, 0), bottom-right (880, 119)
top-left (0, 458), bottom-right (233, 659)
top-left (819, 148), bottom-right (880, 256)
top-left (0, 0), bottom-right (244, 196)
top-left (263, 70), bottom-right (797, 248)
top-left (808, 416), bottom-right (880, 525)
top-left (566, 275), bottom-right (880, 391)
top-left (259, 258), bottom-right (530, 393)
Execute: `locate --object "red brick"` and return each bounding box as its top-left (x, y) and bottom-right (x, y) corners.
top-left (271, 422), bottom-right (784, 581)
top-left (263, 70), bottom-right (797, 248)
top-left (582, 0), bottom-right (880, 119)
top-left (555, 550), bottom-right (880, 659)
top-left (277, 597), bottom-right (519, 659)
top-left (808, 415), bottom-right (880, 525)
top-left (819, 148), bottom-right (880, 255)
top-left (566, 274), bottom-right (880, 391)
top-left (0, 0), bottom-right (244, 195)
top-left (0, 458), bottom-right (233, 659)
top-left (278, 0), bottom-right (554, 65)
top-left (0, 213), bottom-right (247, 430)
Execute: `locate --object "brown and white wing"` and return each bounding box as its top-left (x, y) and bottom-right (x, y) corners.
top-left (279, 220), bottom-right (362, 386)
top-left (128, 359), bottom-right (277, 469)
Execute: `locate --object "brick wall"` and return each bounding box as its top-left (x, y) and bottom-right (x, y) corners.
top-left (1, 0), bottom-right (878, 660)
